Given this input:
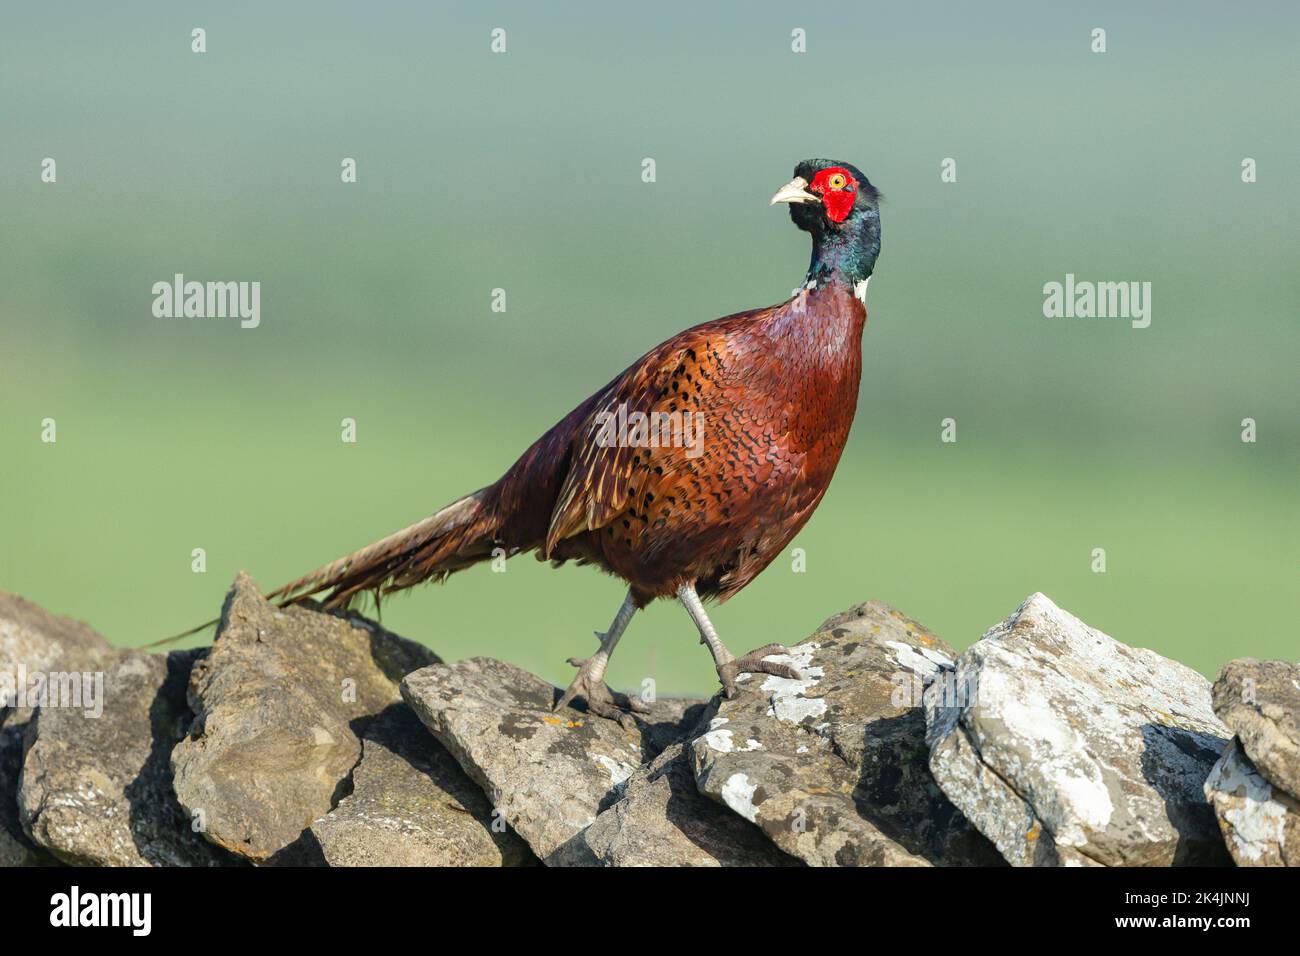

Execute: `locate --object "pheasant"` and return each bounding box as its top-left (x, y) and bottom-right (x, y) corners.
top-left (267, 159), bottom-right (882, 724)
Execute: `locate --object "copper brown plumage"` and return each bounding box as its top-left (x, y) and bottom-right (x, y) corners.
top-left (264, 159), bottom-right (883, 723)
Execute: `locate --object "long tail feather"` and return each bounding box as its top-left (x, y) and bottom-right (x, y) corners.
top-left (265, 488), bottom-right (498, 609)
top-left (139, 488), bottom-right (502, 649)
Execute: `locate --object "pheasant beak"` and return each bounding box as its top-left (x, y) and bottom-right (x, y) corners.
top-left (769, 177), bottom-right (819, 206)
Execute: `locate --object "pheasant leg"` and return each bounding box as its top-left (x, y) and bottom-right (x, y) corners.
top-left (554, 590), bottom-right (649, 729)
top-left (676, 583), bottom-right (805, 698)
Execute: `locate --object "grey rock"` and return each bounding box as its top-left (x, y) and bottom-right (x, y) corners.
top-left (1, 713), bottom-right (53, 865)
top-left (585, 740), bottom-right (800, 866)
top-left (19, 648), bottom-right (234, 866)
top-left (691, 601), bottom-right (1002, 867)
top-left (1204, 739), bottom-right (1300, 866)
top-left (0, 591), bottom-right (118, 693)
top-left (926, 593), bottom-right (1231, 867)
top-left (310, 705), bottom-right (536, 866)
top-left (1, 592), bottom-right (117, 867)
top-left (1212, 659), bottom-right (1300, 801)
top-left (636, 696), bottom-right (711, 756)
top-left (171, 573), bottom-right (438, 863)
top-left (401, 656), bottom-right (699, 865)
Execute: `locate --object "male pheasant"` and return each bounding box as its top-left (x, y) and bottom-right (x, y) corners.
top-left (268, 159), bottom-right (882, 724)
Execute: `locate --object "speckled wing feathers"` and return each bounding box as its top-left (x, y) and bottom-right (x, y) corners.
top-left (545, 331), bottom-right (711, 556)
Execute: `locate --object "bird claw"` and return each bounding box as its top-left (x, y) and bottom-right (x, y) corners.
top-left (554, 655), bottom-right (650, 730)
top-left (717, 643), bottom-right (806, 699)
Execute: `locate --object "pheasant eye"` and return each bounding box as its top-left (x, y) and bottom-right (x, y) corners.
top-left (828, 173), bottom-right (847, 190)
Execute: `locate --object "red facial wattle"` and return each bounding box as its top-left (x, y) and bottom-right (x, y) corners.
top-left (808, 167), bottom-right (857, 223)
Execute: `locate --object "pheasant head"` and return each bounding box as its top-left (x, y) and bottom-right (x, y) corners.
top-left (770, 159), bottom-right (881, 290)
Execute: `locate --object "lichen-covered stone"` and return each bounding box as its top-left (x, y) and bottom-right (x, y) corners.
top-left (691, 601), bottom-right (1002, 867)
top-left (401, 656), bottom-right (702, 865)
top-left (1212, 659), bottom-right (1300, 801)
top-left (926, 593), bottom-right (1231, 866)
top-left (19, 649), bottom-right (234, 866)
top-left (0, 591), bottom-right (117, 695)
top-left (310, 705), bottom-right (536, 866)
top-left (1204, 739), bottom-right (1299, 866)
top-left (171, 573), bottom-right (438, 862)
top-left (584, 740), bottom-right (800, 866)
top-left (1, 592), bottom-right (118, 867)
top-left (1, 714), bottom-right (53, 866)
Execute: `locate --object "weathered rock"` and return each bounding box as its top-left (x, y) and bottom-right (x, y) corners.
top-left (171, 573), bottom-right (438, 863)
top-left (690, 602), bottom-right (1002, 867)
top-left (309, 705), bottom-right (536, 866)
top-left (18, 648), bottom-right (235, 866)
top-left (1212, 659), bottom-right (1300, 801)
top-left (1, 714), bottom-right (52, 865)
top-left (584, 739), bottom-right (800, 866)
top-left (0, 591), bottom-right (118, 694)
top-left (1204, 739), bottom-right (1300, 866)
top-left (636, 696), bottom-right (711, 756)
top-left (926, 593), bottom-right (1231, 867)
top-left (1, 592), bottom-right (118, 867)
top-left (401, 656), bottom-right (703, 865)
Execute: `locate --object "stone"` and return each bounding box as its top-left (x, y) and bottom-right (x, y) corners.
top-left (1, 713), bottom-right (52, 866)
top-left (1212, 659), bottom-right (1300, 800)
top-left (584, 739), bottom-right (800, 866)
top-left (19, 649), bottom-right (234, 866)
top-left (171, 573), bottom-right (438, 862)
top-left (1, 592), bottom-right (118, 867)
top-left (690, 601), bottom-right (1002, 867)
top-left (8, 581), bottom-right (1275, 871)
top-left (401, 656), bottom-right (703, 865)
top-left (1204, 739), bottom-right (1300, 866)
top-left (309, 704), bottom-right (536, 866)
top-left (926, 593), bottom-right (1231, 866)
top-left (0, 591), bottom-right (118, 695)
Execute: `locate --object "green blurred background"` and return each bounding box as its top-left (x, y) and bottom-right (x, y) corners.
top-left (2, 2), bottom-right (1296, 694)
